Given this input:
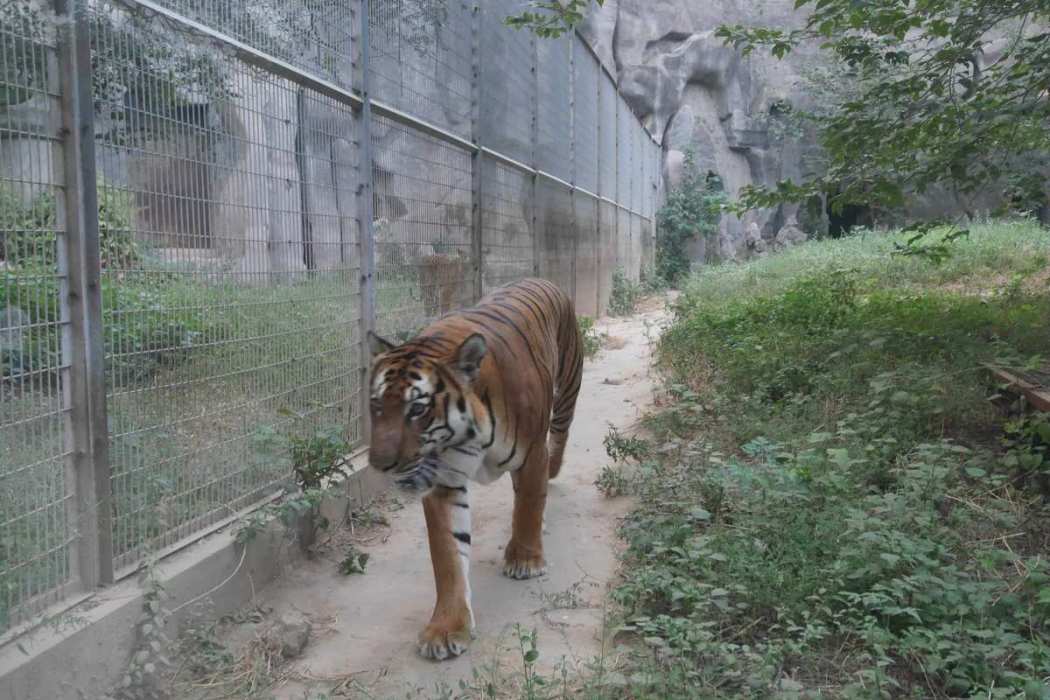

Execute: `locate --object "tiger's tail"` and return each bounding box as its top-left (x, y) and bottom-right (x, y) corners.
top-left (547, 287), bottom-right (584, 480)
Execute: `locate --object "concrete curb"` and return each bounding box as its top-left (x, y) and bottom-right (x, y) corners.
top-left (0, 458), bottom-right (385, 700)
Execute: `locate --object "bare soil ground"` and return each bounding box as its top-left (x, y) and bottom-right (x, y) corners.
top-left (190, 302), bottom-right (669, 699)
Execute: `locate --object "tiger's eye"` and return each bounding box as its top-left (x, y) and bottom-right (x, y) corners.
top-left (407, 403), bottom-right (426, 419)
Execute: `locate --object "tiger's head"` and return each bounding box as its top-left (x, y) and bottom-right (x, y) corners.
top-left (366, 331), bottom-right (489, 490)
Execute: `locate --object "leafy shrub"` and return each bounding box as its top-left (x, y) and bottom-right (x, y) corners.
top-left (594, 465), bottom-right (630, 497)
top-left (0, 184), bottom-right (202, 385)
top-left (287, 423), bottom-right (350, 490)
top-left (97, 186), bottom-right (141, 269)
top-left (615, 227), bottom-right (1050, 697)
top-left (654, 150), bottom-right (725, 286)
top-left (577, 315), bottom-right (604, 359)
top-left (608, 267), bottom-right (641, 316)
top-left (0, 188), bottom-right (57, 266)
top-left (0, 183), bottom-right (140, 270)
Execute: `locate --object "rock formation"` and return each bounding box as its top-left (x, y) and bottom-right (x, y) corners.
top-left (580, 0), bottom-right (833, 258)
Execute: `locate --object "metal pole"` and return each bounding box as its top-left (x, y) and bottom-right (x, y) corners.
top-left (594, 73), bottom-right (603, 315)
top-left (614, 97), bottom-right (621, 279)
top-left (569, 37), bottom-right (577, 304)
top-left (55, 0), bottom-right (114, 588)
top-left (355, 0), bottom-right (377, 437)
top-left (530, 34), bottom-right (540, 278)
top-left (470, 1), bottom-right (483, 302)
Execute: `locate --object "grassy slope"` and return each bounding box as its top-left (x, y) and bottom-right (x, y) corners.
top-left (601, 222), bottom-right (1050, 699)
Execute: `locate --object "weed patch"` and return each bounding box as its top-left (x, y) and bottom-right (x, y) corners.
top-left (577, 315), bottom-right (606, 360)
top-left (608, 268), bottom-right (641, 316)
top-left (604, 222), bottom-right (1050, 698)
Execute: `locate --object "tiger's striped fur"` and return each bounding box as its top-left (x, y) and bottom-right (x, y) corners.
top-left (367, 277), bottom-right (583, 660)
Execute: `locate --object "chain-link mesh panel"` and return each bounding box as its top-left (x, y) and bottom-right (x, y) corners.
top-left (573, 193), bottom-right (598, 317)
top-left (480, 1), bottom-right (534, 164)
top-left (372, 115), bottom-right (473, 340)
top-left (1, 0), bottom-right (664, 626)
top-left (617, 206), bottom-right (633, 282)
top-left (596, 200), bottom-right (616, 315)
top-left (90, 1), bottom-right (361, 571)
top-left (642, 138), bottom-right (653, 218)
top-left (571, 41), bottom-right (598, 195)
top-left (536, 36), bottom-right (571, 183)
top-left (639, 134), bottom-right (649, 217)
top-left (631, 126), bottom-right (643, 214)
top-left (480, 155), bottom-right (533, 291)
top-left (536, 179), bottom-right (573, 296)
top-left (597, 73), bottom-right (617, 199)
top-left (148, 0), bottom-right (356, 90)
top-left (0, 9), bottom-right (74, 633)
top-left (637, 212), bottom-right (653, 275)
top-left (617, 98), bottom-right (632, 209)
top-left (369, 0), bottom-right (473, 136)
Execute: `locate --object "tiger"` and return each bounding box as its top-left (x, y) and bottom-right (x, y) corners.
top-left (366, 277), bottom-right (584, 661)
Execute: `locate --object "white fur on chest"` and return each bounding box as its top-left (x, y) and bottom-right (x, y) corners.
top-left (435, 430), bottom-right (519, 488)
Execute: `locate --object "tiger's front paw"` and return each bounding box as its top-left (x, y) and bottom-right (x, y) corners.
top-left (418, 619), bottom-right (472, 661)
top-left (502, 541), bottom-right (547, 580)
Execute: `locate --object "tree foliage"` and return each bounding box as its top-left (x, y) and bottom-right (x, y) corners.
top-left (504, 1), bottom-right (604, 38)
top-left (655, 151), bottom-right (725, 285)
top-left (717, 0), bottom-right (1050, 217)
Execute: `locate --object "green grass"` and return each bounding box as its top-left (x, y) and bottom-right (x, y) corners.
top-left (2, 267), bottom-right (394, 631)
top-left (1, 254), bottom-right (454, 633)
top-left (675, 220), bottom-right (1049, 306)
top-left (599, 221), bottom-right (1050, 698)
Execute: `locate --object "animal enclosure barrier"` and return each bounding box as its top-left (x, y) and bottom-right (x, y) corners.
top-left (0, 0), bottom-right (662, 636)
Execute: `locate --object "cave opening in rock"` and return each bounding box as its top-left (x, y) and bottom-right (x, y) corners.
top-left (826, 196), bottom-right (873, 238)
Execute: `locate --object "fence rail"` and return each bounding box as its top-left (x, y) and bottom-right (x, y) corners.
top-left (0, 0), bottom-right (662, 637)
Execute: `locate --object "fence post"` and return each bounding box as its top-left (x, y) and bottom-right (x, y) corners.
top-left (530, 34), bottom-right (540, 278)
top-left (569, 37), bottom-right (577, 305)
top-left (470, 1), bottom-right (483, 302)
top-left (54, 0), bottom-right (114, 588)
top-left (355, 0), bottom-right (377, 438)
top-left (594, 72), bottom-right (603, 315)
top-left (614, 98), bottom-right (620, 278)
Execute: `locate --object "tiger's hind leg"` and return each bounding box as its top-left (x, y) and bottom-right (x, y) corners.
top-left (419, 485), bottom-right (474, 660)
top-left (503, 444), bottom-right (549, 579)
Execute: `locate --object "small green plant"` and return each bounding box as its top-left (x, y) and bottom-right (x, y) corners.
top-left (513, 624), bottom-right (546, 700)
top-left (234, 489), bottom-right (326, 546)
top-left (654, 150), bottom-right (726, 286)
top-left (109, 565), bottom-right (173, 700)
top-left (603, 426), bottom-right (648, 463)
top-left (234, 423), bottom-right (348, 551)
top-left (595, 427), bottom-right (649, 497)
top-left (1001, 413), bottom-right (1050, 496)
top-left (285, 422), bottom-right (350, 490)
top-left (338, 545), bottom-right (370, 575)
top-left (576, 315), bottom-right (605, 359)
top-left (608, 268), bottom-right (641, 316)
top-left (594, 464), bottom-right (630, 497)
top-left (178, 619), bottom-right (234, 677)
top-left (539, 580), bottom-right (587, 610)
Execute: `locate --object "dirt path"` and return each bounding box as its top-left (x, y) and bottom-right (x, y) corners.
top-left (260, 303), bottom-right (668, 698)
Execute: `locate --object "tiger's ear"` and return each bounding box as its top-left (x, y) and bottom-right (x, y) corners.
top-left (367, 331), bottom-right (395, 356)
top-left (455, 333), bottom-right (487, 383)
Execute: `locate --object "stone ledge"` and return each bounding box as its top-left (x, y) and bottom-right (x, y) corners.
top-left (0, 453), bottom-right (384, 700)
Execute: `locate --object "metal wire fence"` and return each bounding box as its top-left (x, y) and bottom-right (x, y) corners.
top-left (0, 0), bottom-right (662, 636)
